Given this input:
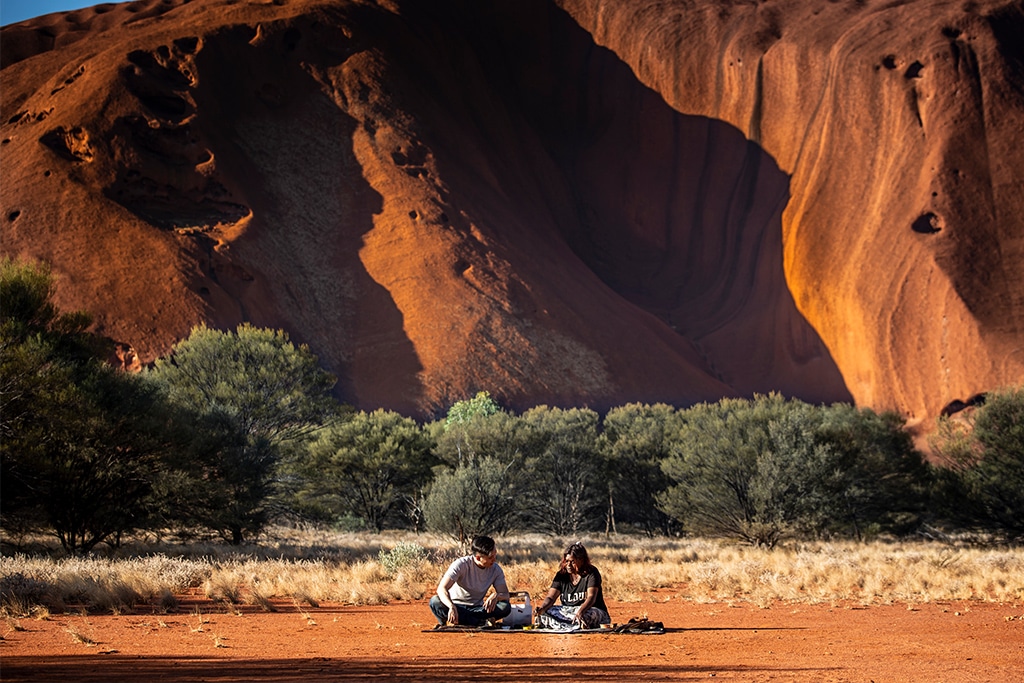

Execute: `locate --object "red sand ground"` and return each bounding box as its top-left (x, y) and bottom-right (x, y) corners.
top-left (3, 597), bottom-right (1022, 682)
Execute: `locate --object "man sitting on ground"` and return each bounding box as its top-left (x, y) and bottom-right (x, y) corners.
top-left (430, 535), bottom-right (511, 627)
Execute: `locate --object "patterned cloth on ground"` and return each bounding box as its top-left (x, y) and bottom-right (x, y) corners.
top-left (534, 605), bottom-right (610, 630)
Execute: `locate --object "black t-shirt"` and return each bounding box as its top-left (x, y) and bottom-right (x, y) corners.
top-left (551, 566), bottom-right (607, 613)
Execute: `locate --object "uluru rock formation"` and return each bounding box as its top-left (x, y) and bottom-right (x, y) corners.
top-left (2, 0), bottom-right (1022, 432)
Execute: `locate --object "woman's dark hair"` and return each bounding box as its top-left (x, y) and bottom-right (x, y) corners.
top-left (471, 535), bottom-right (496, 556)
top-left (559, 542), bottom-right (592, 574)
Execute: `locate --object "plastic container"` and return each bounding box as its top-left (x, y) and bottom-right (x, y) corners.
top-left (502, 590), bottom-right (532, 627)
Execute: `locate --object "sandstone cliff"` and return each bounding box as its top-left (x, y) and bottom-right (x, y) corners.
top-left (557, 0), bottom-right (1024, 433)
top-left (2, 0), bottom-right (1021, 430)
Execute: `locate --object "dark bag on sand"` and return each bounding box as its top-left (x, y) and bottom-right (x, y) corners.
top-left (611, 618), bottom-right (665, 634)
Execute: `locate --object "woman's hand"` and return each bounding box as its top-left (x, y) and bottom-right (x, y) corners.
top-left (571, 586), bottom-right (600, 627)
top-left (536, 587), bottom-right (559, 616)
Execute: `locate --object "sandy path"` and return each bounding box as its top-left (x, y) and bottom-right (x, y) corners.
top-left (3, 599), bottom-right (1021, 682)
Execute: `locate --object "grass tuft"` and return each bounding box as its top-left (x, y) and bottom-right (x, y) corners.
top-left (64, 623), bottom-right (96, 646)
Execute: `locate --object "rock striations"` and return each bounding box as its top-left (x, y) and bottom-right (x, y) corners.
top-left (2, 0), bottom-right (1022, 431)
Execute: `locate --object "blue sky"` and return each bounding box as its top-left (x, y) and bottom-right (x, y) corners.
top-left (0, 1), bottom-right (112, 27)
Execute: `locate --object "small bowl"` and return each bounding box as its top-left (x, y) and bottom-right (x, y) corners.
top-left (600, 623), bottom-right (614, 629)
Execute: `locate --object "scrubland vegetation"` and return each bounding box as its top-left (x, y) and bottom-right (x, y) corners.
top-left (2, 531), bottom-right (1021, 618)
top-left (3, 257), bottom-right (1023, 616)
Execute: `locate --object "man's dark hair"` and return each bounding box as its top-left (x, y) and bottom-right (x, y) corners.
top-left (471, 535), bottom-right (496, 556)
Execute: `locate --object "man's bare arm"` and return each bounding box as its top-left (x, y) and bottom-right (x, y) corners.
top-left (436, 577), bottom-right (459, 624)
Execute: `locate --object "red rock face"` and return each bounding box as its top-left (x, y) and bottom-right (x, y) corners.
top-left (557, 0), bottom-right (1024, 436)
top-left (2, 0), bottom-right (1021, 428)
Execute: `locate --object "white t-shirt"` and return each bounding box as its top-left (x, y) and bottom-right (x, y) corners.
top-left (440, 555), bottom-right (509, 607)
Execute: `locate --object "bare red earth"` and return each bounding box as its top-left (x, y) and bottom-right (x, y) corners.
top-left (3, 598), bottom-right (1022, 682)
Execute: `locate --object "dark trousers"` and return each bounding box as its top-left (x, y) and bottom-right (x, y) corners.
top-left (429, 595), bottom-right (511, 626)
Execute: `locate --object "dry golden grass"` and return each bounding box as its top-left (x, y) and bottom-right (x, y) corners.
top-left (593, 539), bottom-right (1024, 606)
top-left (2, 530), bottom-right (1021, 615)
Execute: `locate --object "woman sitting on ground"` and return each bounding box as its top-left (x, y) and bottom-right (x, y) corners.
top-left (533, 542), bottom-right (611, 630)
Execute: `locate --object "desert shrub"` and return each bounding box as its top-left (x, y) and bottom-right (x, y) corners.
top-left (428, 391), bottom-right (503, 467)
top-left (658, 395), bottom-right (822, 547)
top-left (809, 404), bottom-right (930, 539)
top-left (378, 542), bottom-right (429, 575)
top-left (295, 410), bottom-right (437, 531)
top-left (424, 456), bottom-right (523, 544)
top-left (969, 386), bottom-right (1024, 540)
top-left (659, 395), bottom-right (930, 546)
top-left (425, 401), bottom-right (530, 542)
top-left (431, 401), bottom-right (525, 468)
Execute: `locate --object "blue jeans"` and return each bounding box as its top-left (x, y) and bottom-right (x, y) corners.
top-left (429, 595), bottom-right (511, 626)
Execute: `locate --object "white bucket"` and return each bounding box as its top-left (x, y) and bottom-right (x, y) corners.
top-left (503, 590), bottom-right (532, 627)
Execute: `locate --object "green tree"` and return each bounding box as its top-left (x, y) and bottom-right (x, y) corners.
top-left (445, 390), bottom-right (501, 427)
top-left (148, 324), bottom-right (336, 543)
top-left (0, 257), bottom-right (96, 358)
top-left (934, 387), bottom-right (1024, 540)
top-left (660, 395), bottom-right (929, 546)
top-left (441, 391), bottom-right (501, 465)
top-left (432, 401), bottom-right (525, 468)
top-left (425, 398), bottom-right (527, 542)
top-left (974, 388), bottom-right (1024, 454)
top-left (297, 410), bottom-right (436, 531)
top-left (40, 369), bottom-right (189, 552)
top-left (1, 258), bottom-right (184, 552)
top-left (813, 405), bottom-right (929, 539)
top-left (423, 456), bottom-right (520, 543)
top-left (520, 406), bottom-right (604, 535)
top-left (599, 403), bottom-right (681, 535)
top-left (1, 258), bottom-right (97, 504)
top-left (1, 336), bottom-right (72, 535)
top-left (659, 395), bottom-right (840, 547)
top-left (969, 387), bottom-right (1024, 539)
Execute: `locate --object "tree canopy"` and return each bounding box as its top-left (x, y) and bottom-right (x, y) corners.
top-left (659, 395), bottom-right (928, 547)
top-left (1, 259), bottom-right (184, 552)
top-left (298, 409), bottom-right (436, 531)
top-left (933, 387), bottom-right (1024, 541)
top-left (148, 324), bottom-right (337, 543)
top-left (599, 403), bottom-right (682, 535)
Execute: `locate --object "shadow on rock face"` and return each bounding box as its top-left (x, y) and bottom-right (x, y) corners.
top-left (399, 0), bottom-right (852, 406)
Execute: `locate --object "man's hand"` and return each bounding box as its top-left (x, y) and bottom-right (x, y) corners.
top-left (571, 609), bottom-right (584, 626)
top-left (447, 605), bottom-right (459, 626)
top-left (483, 591), bottom-right (498, 612)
